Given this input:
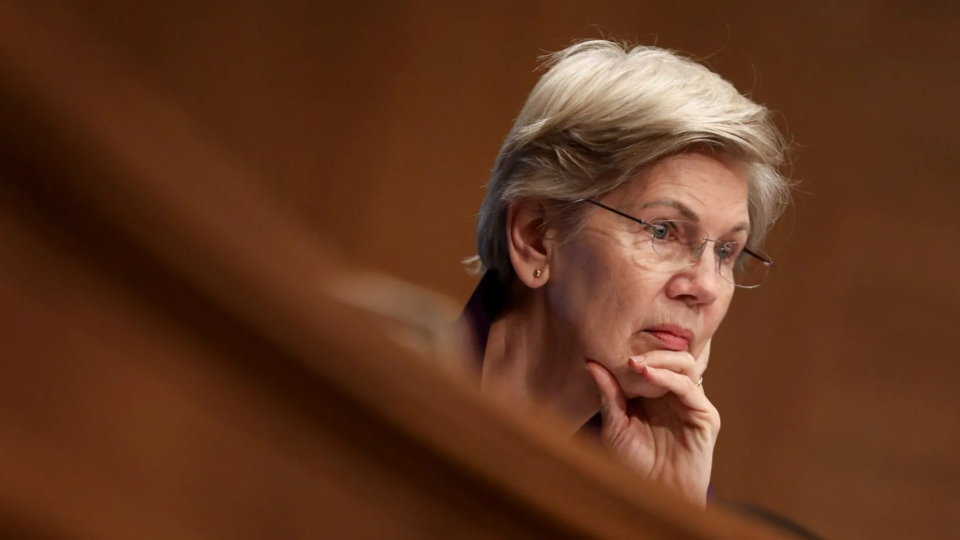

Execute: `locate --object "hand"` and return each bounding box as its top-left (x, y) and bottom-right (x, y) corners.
top-left (585, 342), bottom-right (720, 506)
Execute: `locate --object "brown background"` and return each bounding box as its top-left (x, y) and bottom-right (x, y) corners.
top-left (25, 1), bottom-right (960, 539)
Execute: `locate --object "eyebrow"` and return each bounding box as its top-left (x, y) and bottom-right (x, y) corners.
top-left (641, 199), bottom-right (700, 222)
top-left (641, 198), bottom-right (750, 236)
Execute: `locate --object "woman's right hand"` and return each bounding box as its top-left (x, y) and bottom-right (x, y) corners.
top-left (585, 342), bottom-right (719, 506)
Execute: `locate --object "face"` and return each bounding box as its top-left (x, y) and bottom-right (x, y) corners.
top-left (544, 152), bottom-right (750, 396)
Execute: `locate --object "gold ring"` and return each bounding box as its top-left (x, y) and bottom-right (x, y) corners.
top-left (696, 376), bottom-right (704, 387)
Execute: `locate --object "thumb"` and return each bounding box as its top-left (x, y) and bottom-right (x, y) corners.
top-left (585, 360), bottom-right (627, 424)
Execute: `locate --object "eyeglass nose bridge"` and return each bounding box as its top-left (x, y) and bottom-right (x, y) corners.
top-left (681, 238), bottom-right (733, 281)
top-left (688, 237), bottom-right (715, 263)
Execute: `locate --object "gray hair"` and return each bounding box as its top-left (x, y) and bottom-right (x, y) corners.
top-left (469, 40), bottom-right (791, 279)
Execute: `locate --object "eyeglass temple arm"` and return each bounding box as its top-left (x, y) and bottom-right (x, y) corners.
top-left (743, 247), bottom-right (773, 266)
top-left (578, 199), bottom-right (649, 227)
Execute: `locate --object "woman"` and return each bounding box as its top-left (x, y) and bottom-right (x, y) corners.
top-left (462, 40), bottom-right (790, 506)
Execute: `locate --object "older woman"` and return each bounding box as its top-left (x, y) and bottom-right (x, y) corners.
top-left (462, 40), bottom-right (790, 506)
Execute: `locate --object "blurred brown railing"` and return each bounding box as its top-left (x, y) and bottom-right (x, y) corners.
top-left (0, 4), bottom-right (794, 539)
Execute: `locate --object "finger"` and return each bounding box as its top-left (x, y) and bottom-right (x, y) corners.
top-left (629, 351), bottom-right (698, 381)
top-left (640, 365), bottom-right (714, 415)
top-left (585, 361), bottom-right (627, 424)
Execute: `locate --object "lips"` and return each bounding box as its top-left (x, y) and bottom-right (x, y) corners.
top-left (642, 324), bottom-right (695, 351)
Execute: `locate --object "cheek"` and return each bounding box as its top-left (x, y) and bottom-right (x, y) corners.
top-left (697, 290), bottom-right (734, 346)
top-left (550, 240), bottom-right (668, 353)
top-left (548, 244), bottom-right (615, 326)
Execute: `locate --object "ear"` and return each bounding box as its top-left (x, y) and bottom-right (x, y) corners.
top-left (506, 199), bottom-right (557, 289)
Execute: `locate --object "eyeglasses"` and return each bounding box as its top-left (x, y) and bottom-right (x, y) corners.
top-left (579, 199), bottom-right (773, 289)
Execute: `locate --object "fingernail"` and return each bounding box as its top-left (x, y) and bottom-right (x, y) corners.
top-left (629, 355), bottom-right (646, 364)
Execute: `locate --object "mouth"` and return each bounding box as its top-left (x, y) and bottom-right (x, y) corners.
top-left (642, 324), bottom-right (695, 352)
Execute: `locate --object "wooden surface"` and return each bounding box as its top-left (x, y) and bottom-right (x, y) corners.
top-left (0, 4), bottom-right (800, 540)
top-left (3, 1), bottom-right (959, 539)
top-left (51, 2), bottom-right (954, 539)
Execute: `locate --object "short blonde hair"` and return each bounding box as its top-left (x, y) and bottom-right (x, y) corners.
top-left (471, 40), bottom-right (791, 278)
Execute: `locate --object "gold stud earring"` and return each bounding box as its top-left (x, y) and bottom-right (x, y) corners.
top-left (533, 269), bottom-right (542, 278)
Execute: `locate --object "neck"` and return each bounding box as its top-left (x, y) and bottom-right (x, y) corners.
top-left (481, 284), bottom-right (600, 435)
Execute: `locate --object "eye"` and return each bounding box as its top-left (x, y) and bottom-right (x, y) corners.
top-left (647, 220), bottom-right (691, 243)
top-left (716, 242), bottom-right (742, 263)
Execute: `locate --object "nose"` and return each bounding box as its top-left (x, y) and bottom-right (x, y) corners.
top-left (665, 246), bottom-right (721, 307)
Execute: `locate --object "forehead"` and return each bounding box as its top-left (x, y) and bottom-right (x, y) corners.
top-left (613, 152), bottom-right (750, 221)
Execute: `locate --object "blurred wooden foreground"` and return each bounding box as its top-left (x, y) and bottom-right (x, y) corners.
top-left (0, 5), bottom-right (799, 540)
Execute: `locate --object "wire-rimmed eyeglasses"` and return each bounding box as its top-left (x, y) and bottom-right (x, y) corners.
top-left (579, 199), bottom-right (773, 289)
